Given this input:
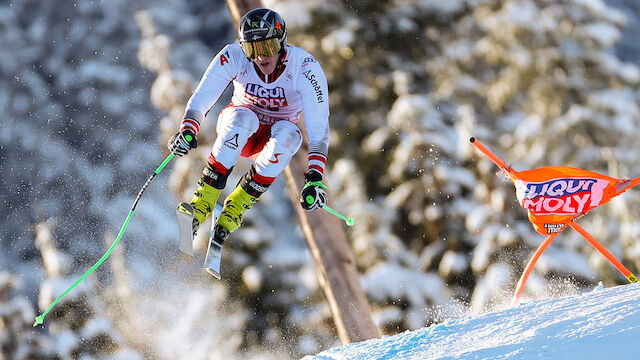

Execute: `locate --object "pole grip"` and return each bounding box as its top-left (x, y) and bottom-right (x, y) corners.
top-left (156, 153), bottom-right (175, 174)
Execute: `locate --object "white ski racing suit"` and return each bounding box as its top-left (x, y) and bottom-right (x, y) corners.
top-left (179, 43), bottom-right (330, 182)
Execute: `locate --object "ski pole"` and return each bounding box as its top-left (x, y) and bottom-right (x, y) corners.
top-left (322, 205), bottom-right (355, 226)
top-left (33, 147), bottom-right (181, 327)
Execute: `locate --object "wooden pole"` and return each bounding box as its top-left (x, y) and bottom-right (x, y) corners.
top-left (225, 0), bottom-right (380, 344)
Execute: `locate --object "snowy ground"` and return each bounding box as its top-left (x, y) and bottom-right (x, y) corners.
top-left (304, 282), bottom-right (640, 360)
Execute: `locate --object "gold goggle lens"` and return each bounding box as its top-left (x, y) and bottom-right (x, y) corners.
top-left (240, 38), bottom-right (281, 59)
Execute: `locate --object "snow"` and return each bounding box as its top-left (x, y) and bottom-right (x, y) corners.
top-left (264, 0), bottom-right (318, 29)
top-left (304, 282), bottom-right (640, 359)
top-left (588, 88), bottom-right (640, 117)
top-left (321, 20), bottom-right (358, 58)
top-left (536, 247), bottom-right (596, 279)
top-left (415, 0), bottom-right (465, 14)
top-left (579, 22), bottom-right (621, 47)
top-left (438, 251), bottom-right (468, 278)
top-left (362, 263), bottom-right (451, 308)
top-left (465, 204), bottom-right (492, 233)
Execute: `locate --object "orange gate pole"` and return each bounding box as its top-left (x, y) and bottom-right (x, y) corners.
top-left (512, 232), bottom-right (560, 305)
top-left (568, 222), bottom-right (638, 283)
top-left (469, 137), bottom-right (509, 171)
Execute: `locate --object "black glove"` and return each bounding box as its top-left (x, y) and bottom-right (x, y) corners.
top-left (168, 130), bottom-right (197, 156)
top-left (300, 171), bottom-right (327, 211)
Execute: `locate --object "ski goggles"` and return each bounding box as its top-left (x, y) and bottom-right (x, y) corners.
top-left (239, 38), bottom-right (281, 59)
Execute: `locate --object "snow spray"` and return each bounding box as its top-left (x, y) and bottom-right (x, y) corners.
top-left (34, 149), bottom-right (179, 327)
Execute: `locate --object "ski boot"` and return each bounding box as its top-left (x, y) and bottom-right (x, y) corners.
top-left (216, 184), bottom-right (260, 235)
top-left (177, 180), bottom-right (222, 256)
top-left (190, 180), bottom-right (222, 234)
top-left (205, 195), bottom-right (250, 280)
top-left (204, 186), bottom-right (258, 278)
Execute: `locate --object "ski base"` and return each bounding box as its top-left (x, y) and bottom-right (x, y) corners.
top-left (177, 200), bottom-right (224, 278)
top-left (204, 203), bottom-right (225, 279)
top-left (176, 202), bottom-right (195, 256)
top-left (203, 237), bottom-right (223, 279)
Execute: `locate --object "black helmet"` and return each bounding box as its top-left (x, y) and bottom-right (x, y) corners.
top-left (238, 8), bottom-right (287, 59)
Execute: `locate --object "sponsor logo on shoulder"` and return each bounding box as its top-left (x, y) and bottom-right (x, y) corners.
top-left (303, 70), bottom-right (324, 103)
top-left (301, 56), bottom-right (317, 68)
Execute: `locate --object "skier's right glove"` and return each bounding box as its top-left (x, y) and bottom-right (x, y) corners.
top-left (300, 171), bottom-right (327, 211)
top-left (168, 129), bottom-right (198, 156)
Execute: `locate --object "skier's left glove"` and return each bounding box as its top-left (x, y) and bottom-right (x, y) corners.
top-left (168, 129), bottom-right (198, 156)
top-left (300, 171), bottom-right (327, 211)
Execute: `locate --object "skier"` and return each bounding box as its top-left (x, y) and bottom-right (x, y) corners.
top-left (168, 8), bottom-right (330, 248)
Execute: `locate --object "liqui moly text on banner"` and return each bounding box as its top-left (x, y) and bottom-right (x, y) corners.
top-left (515, 178), bottom-right (609, 216)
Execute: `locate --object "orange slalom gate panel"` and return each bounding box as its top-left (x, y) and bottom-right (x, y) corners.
top-left (509, 166), bottom-right (633, 236)
top-left (470, 138), bottom-right (639, 304)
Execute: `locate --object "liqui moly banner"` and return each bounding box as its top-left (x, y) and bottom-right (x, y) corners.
top-left (509, 166), bottom-right (629, 235)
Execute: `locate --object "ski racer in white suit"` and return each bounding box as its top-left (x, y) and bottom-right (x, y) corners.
top-left (168, 8), bottom-right (330, 244)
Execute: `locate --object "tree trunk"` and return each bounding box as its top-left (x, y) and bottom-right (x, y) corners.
top-left (225, 0), bottom-right (380, 344)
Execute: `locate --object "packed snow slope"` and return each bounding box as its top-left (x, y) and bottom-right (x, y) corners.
top-left (305, 282), bottom-right (640, 360)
